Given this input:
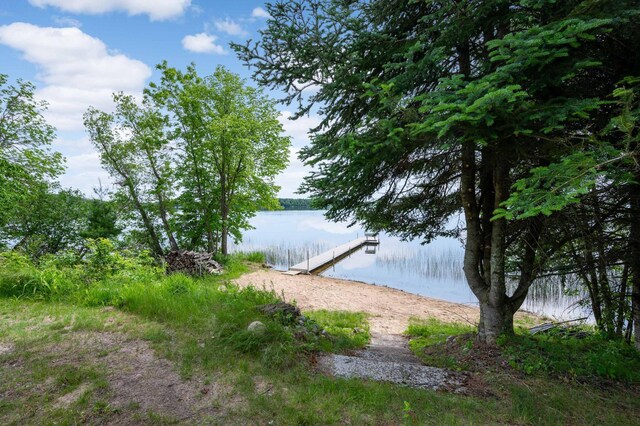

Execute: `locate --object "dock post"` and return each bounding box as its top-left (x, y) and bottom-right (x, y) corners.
top-left (307, 249), bottom-right (310, 273)
top-left (287, 249), bottom-right (290, 268)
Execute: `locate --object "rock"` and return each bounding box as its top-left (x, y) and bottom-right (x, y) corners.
top-left (257, 302), bottom-right (301, 324)
top-left (247, 321), bottom-right (266, 333)
top-left (317, 354), bottom-right (455, 390)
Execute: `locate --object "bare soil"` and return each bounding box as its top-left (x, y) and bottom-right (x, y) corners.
top-left (3, 331), bottom-right (238, 424)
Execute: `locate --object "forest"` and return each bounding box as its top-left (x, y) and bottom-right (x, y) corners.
top-left (277, 198), bottom-right (319, 210)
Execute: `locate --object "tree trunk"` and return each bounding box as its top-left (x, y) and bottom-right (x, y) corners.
top-left (479, 152), bottom-right (512, 342)
top-left (629, 174), bottom-right (640, 350)
top-left (460, 142), bottom-right (517, 343)
top-left (478, 300), bottom-right (514, 342)
top-left (616, 263), bottom-right (629, 337)
top-left (220, 174), bottom-right (228, 256)
top-left (128, 182), bottom-right (164, 257)
top-left (143, 146), bottom-right (179, 252)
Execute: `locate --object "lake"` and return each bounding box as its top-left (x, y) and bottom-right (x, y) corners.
top-left (231, 210), bottom-right (588, 321)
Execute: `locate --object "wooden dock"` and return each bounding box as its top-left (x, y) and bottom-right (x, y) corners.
top-left (289, 235), bottom-right (379, 274)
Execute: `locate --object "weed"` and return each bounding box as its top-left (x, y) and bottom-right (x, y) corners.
top-left (498, 331), bottom-right (640, 381)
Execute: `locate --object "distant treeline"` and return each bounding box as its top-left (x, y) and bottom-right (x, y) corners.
top-left (276, 198), bottom-right (321, 210)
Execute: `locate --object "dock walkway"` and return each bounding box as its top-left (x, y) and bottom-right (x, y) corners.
top-left (289, 235), bottom-right (379, 274)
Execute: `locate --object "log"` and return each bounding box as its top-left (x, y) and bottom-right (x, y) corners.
top-left (165, 250), bottom-right (223, 276)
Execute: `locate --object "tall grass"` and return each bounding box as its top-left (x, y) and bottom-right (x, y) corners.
top-left (0, 246), bottom-right (364, 369)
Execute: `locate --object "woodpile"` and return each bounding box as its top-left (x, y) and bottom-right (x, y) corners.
top-left (164, 250), bottom-right (223, 276)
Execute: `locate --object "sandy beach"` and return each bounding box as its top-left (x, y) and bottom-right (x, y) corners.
top-left (234, 268), bottom-right (496, 334)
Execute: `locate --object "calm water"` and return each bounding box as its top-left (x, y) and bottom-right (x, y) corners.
top-left (231, 210), bottom-right (588, 320)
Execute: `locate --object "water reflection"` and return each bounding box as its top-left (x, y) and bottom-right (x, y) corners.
top-left (231, 211), bottom-right (588, 320)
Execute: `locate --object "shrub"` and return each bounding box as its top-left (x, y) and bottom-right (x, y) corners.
top-left (0, 252), bottom-right (80, 300)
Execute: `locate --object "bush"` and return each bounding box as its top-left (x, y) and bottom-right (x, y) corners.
top-left (0, 252), bottom-right (80, 300)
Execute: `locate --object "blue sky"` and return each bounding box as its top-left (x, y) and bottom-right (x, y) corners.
top-left (0, 0), bottom-right (318, 197)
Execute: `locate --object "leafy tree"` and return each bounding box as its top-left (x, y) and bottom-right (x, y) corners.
top-left (81, 183), bottom-right (122, 242)
top-left (502, 76), bottom-right (640, 347)
top-left (0, 74), bottom-right (64, 234)
top-left (87, 64), bottom-right (290, 256)
top-left (2, 186), bottom-right (89, 257)
top-left (84, 93), bottom-right (174, 257)
top-left (234, 0), bottom-right (637, 342)
top-left (147, 63), bottom-right (290, 255)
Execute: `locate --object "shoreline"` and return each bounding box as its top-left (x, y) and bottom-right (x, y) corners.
top-left (234, 268), bottom-right (538, 335)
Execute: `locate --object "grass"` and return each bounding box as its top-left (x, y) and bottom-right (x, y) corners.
top-left (498, 330), bottom-right (640, 381)
top-left (407, 316), bottom-right (640, 382)
top-left (1, 248), bottom-right (640, 424)
top-left (306, 309), bottom-right (370, 351)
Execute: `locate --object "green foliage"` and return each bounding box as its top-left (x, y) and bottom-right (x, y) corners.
top-left (0, 74), bottom-right (65, 242)
top-left (494, 152), bottom-right (602, 220)
top-left (3, 187), bottom-right (93, 257)
top-left (83, 239), bottom-right (157, 282)
top-left (81, 198), bottom-right (121, 241)
top-left (0, 241), bottom-right (161, 302)
top-left (235, 0), bottom-right (640, 342)
top-left (497, 76), bottom-right (640, 220)
top-left (498, 331), bottom-right (640, 381)
top-left (233, 251), bottom-right (266, 264)
top-left (86, 63), bottom-right (291, 256)
top-left (0, 252), bottom-right (80, 300)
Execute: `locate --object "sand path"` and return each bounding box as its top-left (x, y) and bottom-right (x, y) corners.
top-left (234, 269), bottom-right (486, 334)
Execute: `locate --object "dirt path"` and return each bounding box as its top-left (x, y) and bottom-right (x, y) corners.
top-left (234, 269), bottom-right (487, 334)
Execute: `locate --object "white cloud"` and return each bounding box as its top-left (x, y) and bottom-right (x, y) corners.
top-left (60, 150), bottom-right (112, 194)
top-left (274, 111), bottom-right (322, 196)
top-left (275, 148), bottom-right (311, 198)
top-left (251, 7), bottom-right (271, 19)
top-left (28, 0), bottom-right (191, 21)
top-left (279, 110), bottom-right (321, 149)
top-left (214, 18), bottom-right (247, 36)
top-left (52, 16), bottom-right (82, 27)
top-left (48, 135), bottom-right (113, 194)
top-left (181, 32), bottom-right (226, 54)
top-left (0, 22), bottom-right (151, 131)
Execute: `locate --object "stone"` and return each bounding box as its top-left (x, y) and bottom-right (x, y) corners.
top-left (257, 302), bottom-right (301, 324)
top-left (247, 321), bottom-right (266, 333)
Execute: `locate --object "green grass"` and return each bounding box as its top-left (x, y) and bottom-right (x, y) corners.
top-left (306, 309), bottom-right (370, 351)
top-left (1, 250), bottom-right (640, 424)
top-left (407, 316), bottom-right (640, 382)
top-left (406, 317), bottom-right (475, 346)
top-left (498, 331), bottom-right (640, 381)
top-left (406, 317), bottom-right (475, 370)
